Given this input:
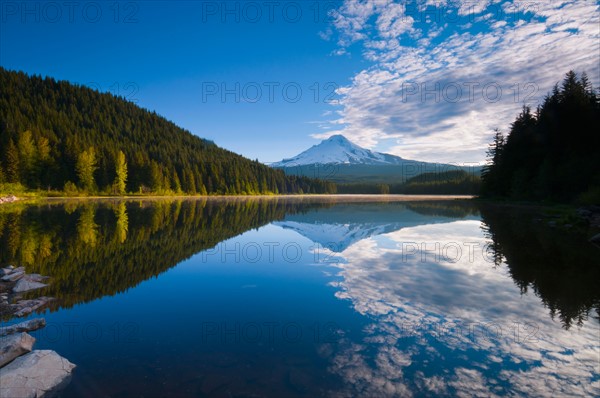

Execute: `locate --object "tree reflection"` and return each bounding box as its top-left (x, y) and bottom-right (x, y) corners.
top-left (77, 204), bottom-right (99, 247)
top-left (113, 202), bottom-right (129, 244)
top-left (1, 199), bottom-right (596, 330)
top-left (480, 205), bottom-right (600, 328)
top-left (0, 198), bottom-right (327, 318)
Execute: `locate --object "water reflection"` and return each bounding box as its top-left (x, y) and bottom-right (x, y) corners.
top-left (306, 220), bottom-right (598, 396)
top-left (274, 202), bottom-right (480, 252)
top-left (273, 203), bottom-right (599, 397)
top-left (480, 205), bottom-right (600, 329)
top-left (0, 198), bottom-right (330, 315)
top-left (0, 199), bottom-right (598, 397)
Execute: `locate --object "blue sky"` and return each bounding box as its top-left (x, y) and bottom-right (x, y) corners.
top-left (1, 1), bottom-right (599, 164)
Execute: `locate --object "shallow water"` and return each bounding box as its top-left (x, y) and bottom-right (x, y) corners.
top-left (1, 198), bottom-right (598, 397)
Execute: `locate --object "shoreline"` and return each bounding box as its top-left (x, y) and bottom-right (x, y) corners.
top-left (2, 194), bottom-right (476, 203)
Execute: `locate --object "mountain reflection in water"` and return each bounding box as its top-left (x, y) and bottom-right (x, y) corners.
top-left (0, 198), bottom-right (598, 397)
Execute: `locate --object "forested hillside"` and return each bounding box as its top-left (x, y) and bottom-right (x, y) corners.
top-left (0, 68), bottom-right (336, 195)
top-left (337, 170), bottom-right (481, 195)
top-left (481, 71), bottom-right (600, 203)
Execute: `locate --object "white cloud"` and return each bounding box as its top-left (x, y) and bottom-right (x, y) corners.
top-left (320, 0), bottom-right (600, 162)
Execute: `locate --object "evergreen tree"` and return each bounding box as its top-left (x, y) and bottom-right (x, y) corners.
top-left (4, 139), bottom-right (20, 183)
top-left (481, 71), bottom-right (600, 202)
top-left (17, 130), bottom-right (36, 186)
top-left (0, 68), bottom-right (335, 195)
top-left (172, 170), bottom-right (182, 193)
top-left (481, 129), bottom-right (505, 197)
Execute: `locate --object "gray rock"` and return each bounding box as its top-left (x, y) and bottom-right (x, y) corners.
top-left (13, 279), bottom-right (48, 293)
top-left (12, 298), bottom-right (54, 318)
top-left (23, 275), bottom-right (49, 283)
top-left (0, 319), bottom-right (46, 337)
top-left (0, 350), bottom-right (76, 398)
top-left (590, 233), bottom-right (600, 244)
top-left (0, 332), bottom-right (35, 367)
top-left (0, 267), bottom-right (15, 276)
top-left (1, 271), bottom-right (25, 282)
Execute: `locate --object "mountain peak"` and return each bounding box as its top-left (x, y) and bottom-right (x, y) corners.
top-left (272, 135), bottom-right (405, 167)
top-left (326, 134), bottom-right (350, 143)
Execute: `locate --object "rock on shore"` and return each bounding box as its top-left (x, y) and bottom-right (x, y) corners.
top-left (0, 333), bottom-right (35, 367)
top-left (0, 350), bottom-right (76, 398)
top-left (0, 319), bottom-right (46, 337)
top-left (0, 318), bottom-right (75, 398)
top-left (0, 266), bottom-right (54, 319)
top-left (0, 195), bottom-right (19, 204)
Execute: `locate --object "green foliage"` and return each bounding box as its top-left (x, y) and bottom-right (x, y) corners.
top-left (481, 71), bottom-right (600, 203)
top-left (4, 140), bottom-right (20, 183)
top-left (0, 68), bottom-right (335, 196)
top-left (337, 170), bottom-right (481, 195)
top-left (0, 182), bottom-right (28, 195)
top-left (76, 146), bottom-right (98, 192)
top-left (63, 181), bottom-right (78, 195)
top-left (114, 150), bottom-right (128, 195)
top-left (0, 199), bottom-right (326, 314)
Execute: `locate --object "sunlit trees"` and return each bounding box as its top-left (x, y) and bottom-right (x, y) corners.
top-left (0, 67), bottom-right (336, 195)
top-left (113, 151), bottom-right (128, 195)
top-left (76, 147), bottom-right (98, 192)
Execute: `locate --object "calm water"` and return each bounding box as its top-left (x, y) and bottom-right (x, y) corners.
top-left (1, 198), bottom-right (598, 397)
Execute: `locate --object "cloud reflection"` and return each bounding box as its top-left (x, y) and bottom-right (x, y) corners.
top-left (279, 212), bottom-right (600, 396)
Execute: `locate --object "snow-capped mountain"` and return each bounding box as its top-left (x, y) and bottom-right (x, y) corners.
top-left (271, 135), bottom-right (405, 167)
top-left (271, 134), bottom-right (482, 184)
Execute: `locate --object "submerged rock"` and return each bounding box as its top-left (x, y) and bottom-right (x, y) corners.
top-left (0, 350), bottom-right (76, 398)
top-left (0, 319), bottom-right (46, 337)
top-left (12, 297), bottom-right (55, 317)
top-left (22, 275), bottom-right (48, 283)
top-left (0, 333), bottom-right (35, 367)
top-left (1, 270), bottom-right (25, 282)
top-left (13, 278), bottom-right (48, 293)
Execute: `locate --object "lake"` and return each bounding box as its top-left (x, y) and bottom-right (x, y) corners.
top-left (1, 197), bottom-right (598, 397)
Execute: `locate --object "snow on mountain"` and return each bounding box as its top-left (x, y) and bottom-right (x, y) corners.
top-left (271, 135), bottom-right (405, 167)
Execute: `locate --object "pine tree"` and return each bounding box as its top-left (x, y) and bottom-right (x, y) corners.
top-left (17, 130), bottom-right (36, 185)
top-left (5, 139), bottom-right (20, 183)
top-left (172, 170), bottom-right (182, 193)
top-left (0, 68), bottom-right (336, 195)
top-left (481, 129), bottom-right (505, 196)
top-left (150, 161), bottom-right (163, 192)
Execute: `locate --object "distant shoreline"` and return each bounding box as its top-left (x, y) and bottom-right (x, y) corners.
top-left (2, 194), bottom-right (475, 204)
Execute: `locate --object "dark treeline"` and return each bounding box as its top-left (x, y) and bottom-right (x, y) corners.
top-left (0, 198), bottom-right (334, 317)
top-left (337, 170), bottom-right (481, 195)
top-left (481, 71), bottom-right (600, 203)
top-left (0, 68), bottom-right (336, 195)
